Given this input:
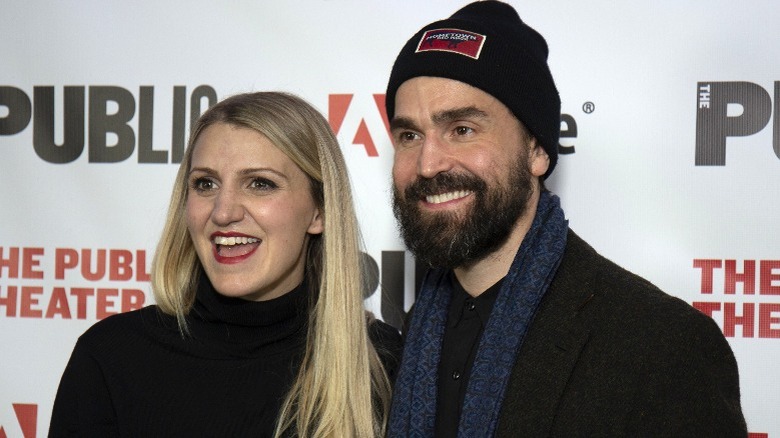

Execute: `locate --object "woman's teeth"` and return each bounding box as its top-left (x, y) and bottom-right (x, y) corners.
top-left (213, 236), bottom-right (259, 246)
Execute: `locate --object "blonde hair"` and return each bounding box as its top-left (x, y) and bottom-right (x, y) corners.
top-left (151, 91), bottom-right (392, 437)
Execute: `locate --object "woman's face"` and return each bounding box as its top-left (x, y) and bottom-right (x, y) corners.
top-left (185, 122), bottom-right (323, 301)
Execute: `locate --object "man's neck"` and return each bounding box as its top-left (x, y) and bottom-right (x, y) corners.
top-left (453, 191), bottom-right (541, 297)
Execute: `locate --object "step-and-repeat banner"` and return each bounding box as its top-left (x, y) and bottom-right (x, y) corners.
top-left (2, 1), bottom-right (778, 436)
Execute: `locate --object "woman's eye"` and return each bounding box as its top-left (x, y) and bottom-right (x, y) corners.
top-left (191, 177), bottom-right (215, 192)
top-left (250, 178), bottom-right (277, 190)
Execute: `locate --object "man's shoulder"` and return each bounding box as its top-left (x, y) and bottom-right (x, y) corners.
top-left (554, 229), bottom-right (725, 347)
top-left (502, 230), bottom-right (745, 438)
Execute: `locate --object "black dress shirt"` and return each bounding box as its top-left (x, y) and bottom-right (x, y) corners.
top-left (435, 272), bottom-right (503, 437)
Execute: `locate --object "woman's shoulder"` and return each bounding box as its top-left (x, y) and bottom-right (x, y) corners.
top-left (368, 318), bottom-right (402, 346)
top-left (76, 305), bottom-right (171, 355)
top-left (368, 317), bottom-right (404, 382)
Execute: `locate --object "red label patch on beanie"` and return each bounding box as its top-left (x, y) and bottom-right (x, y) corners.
top-left (415, 28), bottom-right (486, 59)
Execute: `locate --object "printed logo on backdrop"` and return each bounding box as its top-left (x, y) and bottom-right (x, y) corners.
top-left (0, 85), bottom-right (217, 164)
top-left (0, 403), bottom-right (36, 438)
top-left (695, 81), bottom-right (780, 165)
top-left (327, 93), bottom-right (581, 158)
top-left (0, 247), bottom-right (149, 320)
top-left (693, 258), bottom-right (780, 339)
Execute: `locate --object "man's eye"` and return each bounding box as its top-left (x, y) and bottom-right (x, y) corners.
top-left (455, 126), bottom-right (473, 136)
top-left (400, 132), bottom-right (419, 141)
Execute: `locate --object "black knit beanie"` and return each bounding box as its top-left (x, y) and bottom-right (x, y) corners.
top-left (385, 0), bottom-right (561, 178)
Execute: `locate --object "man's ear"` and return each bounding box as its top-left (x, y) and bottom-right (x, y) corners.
top-left (529, 138), bottom-right (550, 178)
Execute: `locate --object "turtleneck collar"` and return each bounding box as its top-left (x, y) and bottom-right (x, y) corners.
top-left (184, 271), bottom-right (312, 356)
top-left (194, 273), bottom-right (310, 327)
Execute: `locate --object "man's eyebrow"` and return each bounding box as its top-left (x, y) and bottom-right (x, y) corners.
top-left (389, 116), bottom-right (418, 132)
top-left (389, 106), bottom-right (488, 132)
top-left (431, 106), bottom-right (488, 125)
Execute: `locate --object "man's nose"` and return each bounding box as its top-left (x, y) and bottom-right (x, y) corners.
top-left (417, 136), bottom-right (454, 179)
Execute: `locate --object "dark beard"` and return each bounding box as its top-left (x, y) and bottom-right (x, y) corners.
top-left (392, 159), bottom-right (533, 269)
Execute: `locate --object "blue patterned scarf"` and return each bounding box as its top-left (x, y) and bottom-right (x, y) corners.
top-left (388, 191), bottom-right (568, 438)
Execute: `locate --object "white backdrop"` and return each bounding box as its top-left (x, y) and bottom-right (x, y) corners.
top-left (1, 1), bottom-right (778, 436)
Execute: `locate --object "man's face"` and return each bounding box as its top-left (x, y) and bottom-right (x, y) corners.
top-left (390, 77), bottom-right (549, 269)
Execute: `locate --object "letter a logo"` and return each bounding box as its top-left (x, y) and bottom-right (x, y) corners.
top-left (328, 94), bottom-right (391, 157)
top-left (0, 403), bottom-right (37, 438)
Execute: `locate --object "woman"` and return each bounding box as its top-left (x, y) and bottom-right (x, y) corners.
top-left (50, 92), bottom-right (401, 437)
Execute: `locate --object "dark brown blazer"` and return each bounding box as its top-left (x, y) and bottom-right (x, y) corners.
top-left (497, 230), bottom-right (747, 437)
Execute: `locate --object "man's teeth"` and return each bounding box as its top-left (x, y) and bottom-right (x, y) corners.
top-left (213, 236), bottom-right (259, 246)
top-left (426, 190), bottom-right (471, 204)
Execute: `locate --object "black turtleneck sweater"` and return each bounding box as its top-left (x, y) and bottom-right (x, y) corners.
top-left (49, 279), bottom-right (402, 437)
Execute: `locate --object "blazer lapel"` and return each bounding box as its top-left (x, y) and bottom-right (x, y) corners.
top-left (497, 231), bottom-right (597, 437)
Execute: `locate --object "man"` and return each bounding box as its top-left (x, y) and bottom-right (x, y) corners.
top-left (385, 1), bottom-right (747, 437)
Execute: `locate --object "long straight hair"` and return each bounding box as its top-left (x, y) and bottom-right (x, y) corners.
top-left (150, 92), bottom-right (392, 437)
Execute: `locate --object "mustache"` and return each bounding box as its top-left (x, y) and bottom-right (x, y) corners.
top-left (403, 172), bottom-right (487, 200)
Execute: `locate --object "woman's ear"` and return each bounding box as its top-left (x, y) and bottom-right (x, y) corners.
top-left (308, 208), bottom-right (324, 235)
